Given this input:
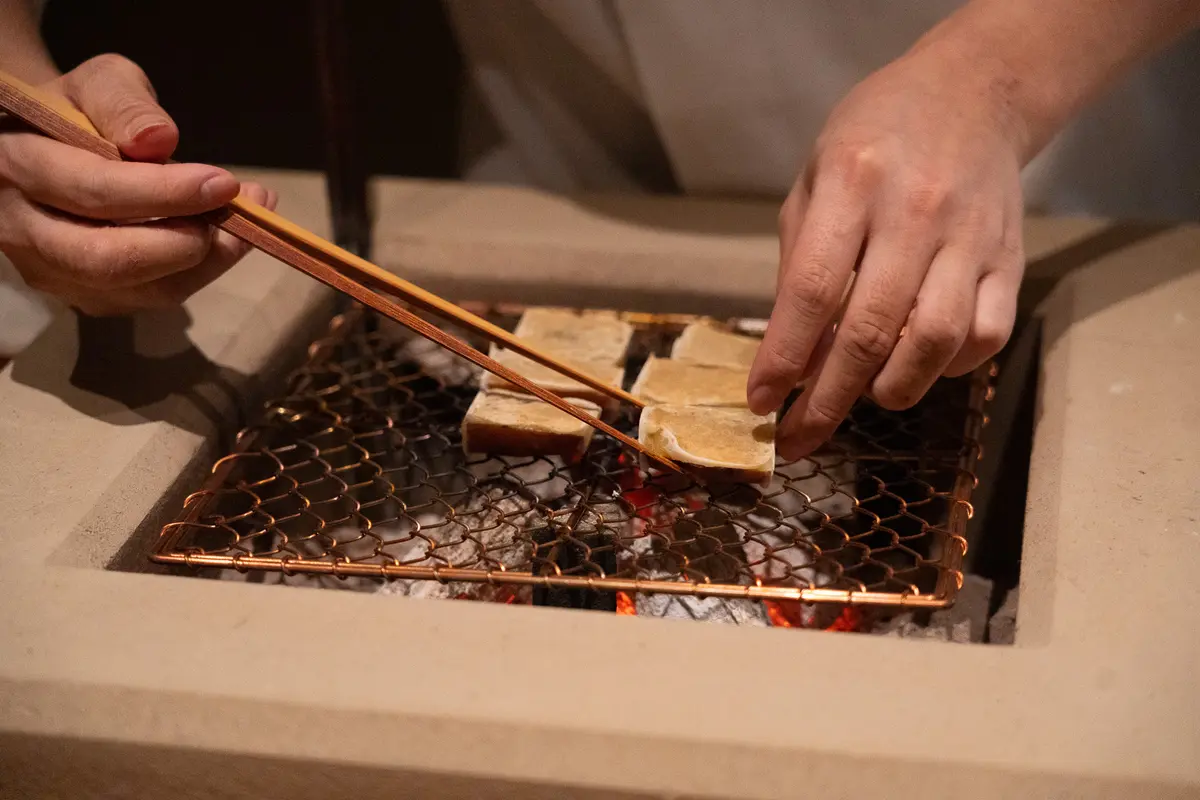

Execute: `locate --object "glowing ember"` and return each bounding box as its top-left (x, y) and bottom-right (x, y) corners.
top-left (616, 591), bottom-right (636, 615)
top-left (451, 586), bottom-right (523, 604)
top-left (764, 600), bottom-right (797, 628)
top-left (826, 606), bottom-right (862, 631)
top-left (765, 600), bottom-right (863, 631)
top-left (614, 446), bottom-right (863, 632)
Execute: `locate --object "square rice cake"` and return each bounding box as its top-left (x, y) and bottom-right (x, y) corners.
top-left (511, 308), bottom-right (634, 365)
top-left (670, 320), bottom-right (760, 370)
top-left (630, 355), bottom-right (750, 407)
top-left (638, 404), bottom-right (776, 485)
top-left (462, 390), bottom-right (602, 461)
top-left (480, 346), bottom-right (625, 410)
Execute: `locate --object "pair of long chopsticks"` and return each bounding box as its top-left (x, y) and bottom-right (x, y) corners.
top-left (0, 70), bottom-right (681, 473)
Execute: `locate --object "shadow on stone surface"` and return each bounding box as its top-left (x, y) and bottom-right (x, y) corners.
top-left (10, 308), bottom-right (252, 444)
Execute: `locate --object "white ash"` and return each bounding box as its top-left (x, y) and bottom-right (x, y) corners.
top-left (987, 587), bottom-right (1018, 645)
top-left (636, 592), bottom-right (769, 626)
top-left (370, 485), bottom-right (539, 600)
top-left (396, 332), bottom-right (482, 388)
top-left (374, 575), bottom-right (531, 604)
top-left (869, 574), bottom-right (993, 643)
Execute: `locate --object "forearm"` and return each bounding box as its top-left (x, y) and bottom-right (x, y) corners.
top-left (0, 0), bottom-right (59, 83)
top-left (913, 0), bottom-right (1200, 161)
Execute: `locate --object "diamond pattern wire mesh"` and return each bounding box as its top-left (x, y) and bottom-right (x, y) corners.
top-left (154, 306), bottom-right (992, 608)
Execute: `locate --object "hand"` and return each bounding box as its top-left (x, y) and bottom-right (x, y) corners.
top-left (0, 54), bottom-right (276, 316)
top-left (748, 43), bottom-right (1026, 459)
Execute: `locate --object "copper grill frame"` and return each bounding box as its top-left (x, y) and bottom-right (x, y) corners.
top-left (152, 305), bottom-right (993, 609)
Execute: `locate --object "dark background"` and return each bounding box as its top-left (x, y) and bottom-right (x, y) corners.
top-left (41, 0), bottom-right (463, 178)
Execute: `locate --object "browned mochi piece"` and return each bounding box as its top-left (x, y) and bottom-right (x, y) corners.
top-left (638, 404), bottom-right (776, 485)
top-left (480, 346), bottom-right (626, 409)
top-left (670, 320), bottom-right (760, 370)
top-left (462, 390), bottom-right (602, 460)
top-left (511, 308), bottom-right (634, 365)
top-left (630, 356), bottom-right (750, 407)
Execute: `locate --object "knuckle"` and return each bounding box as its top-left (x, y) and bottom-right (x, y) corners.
top-left (782, 262), bottom-right (841, 323)
top-left (910, 314), bottom-right (968, 361)
top-left (998, 230), bottom-right (1025, 265)
top-left (761, 338), bottom-right (809, 382)
top-left (959, 203), bottom-right (996, 238)
top-left (77, 171), bottom-right (118, 217)
top-left (111, 93), bottom-right (158, 126)
top-left (840, 314), bottom-right (897, 367)
top-left (86, 53), bottom-right (143, 82)
top-left (827, 144), bottom-right (882, 191)
top-left (901, 179), bottom-right (951, 220)
top-left (803, 398), bottom-right (844, 431)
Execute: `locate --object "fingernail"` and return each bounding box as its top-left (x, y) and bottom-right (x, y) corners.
top-left (748, 384), bottom-right (782, 416)
top-left (199, 172), bottom-right (238, 204)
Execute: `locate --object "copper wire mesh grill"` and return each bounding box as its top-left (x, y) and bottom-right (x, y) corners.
top-left (153, 306), bottom-right (992, 608)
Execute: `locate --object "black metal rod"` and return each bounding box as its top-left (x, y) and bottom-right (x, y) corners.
top-left (310, 0), bottom-right (372, 263)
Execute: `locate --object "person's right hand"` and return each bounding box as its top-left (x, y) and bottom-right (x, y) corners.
top-left (0, 54), bottom-right (275, 316)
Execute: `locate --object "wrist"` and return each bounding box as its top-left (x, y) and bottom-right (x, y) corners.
top-left (910, 0), bottom-right (1200, 166)
top-left (907, 5), bottom-right (1098, 165)
top-left (901, 35), bottom-right (1038, 163)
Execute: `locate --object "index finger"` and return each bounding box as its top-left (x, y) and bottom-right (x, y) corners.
top-left (0, 132), bottom-right (239, 221)
top-left (748, 177), bottom-right (866, 414)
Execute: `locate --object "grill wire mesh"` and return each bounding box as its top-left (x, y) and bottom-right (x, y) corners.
top-left (154, 306), bottom-right (991, 608)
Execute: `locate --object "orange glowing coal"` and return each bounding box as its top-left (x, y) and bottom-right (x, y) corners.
top-left (765, 600), bottom-right (863, 631)
top-left (616, 591), bottom-right (636, 615)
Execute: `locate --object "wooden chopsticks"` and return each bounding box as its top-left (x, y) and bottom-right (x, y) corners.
top-left (0, 70), bottom-right (681, 473)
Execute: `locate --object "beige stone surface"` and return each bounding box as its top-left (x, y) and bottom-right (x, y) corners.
top-left (0, 174), bottom-right (1197, 799)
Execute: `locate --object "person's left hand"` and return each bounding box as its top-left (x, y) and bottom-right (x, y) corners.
top-left (747, 42), bottom-right (1027, 459)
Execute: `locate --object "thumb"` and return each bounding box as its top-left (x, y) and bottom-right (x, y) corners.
top-left (59, 53), bottom-right (178, 162)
